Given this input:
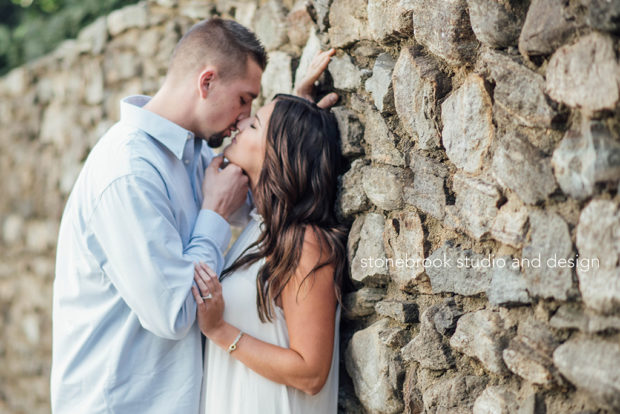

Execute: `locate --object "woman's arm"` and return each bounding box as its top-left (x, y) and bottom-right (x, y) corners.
top-left (192, 229), bottom-right (338, 395)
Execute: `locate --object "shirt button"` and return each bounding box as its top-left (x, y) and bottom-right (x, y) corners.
top-left (184, 159), bottom-right (190, 165)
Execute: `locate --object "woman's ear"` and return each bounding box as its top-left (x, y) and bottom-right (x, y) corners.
top-left (198, 68), bottom-right (216, 99)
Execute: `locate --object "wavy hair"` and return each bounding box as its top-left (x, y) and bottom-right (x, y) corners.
top-left (221, 94), bottom-right (348, 322)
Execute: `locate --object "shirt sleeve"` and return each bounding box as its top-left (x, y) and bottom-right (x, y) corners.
top-left (86, 172), bottom-right (231, 340)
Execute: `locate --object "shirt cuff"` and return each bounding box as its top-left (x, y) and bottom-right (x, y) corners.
top-left (195, 209), bottom-right (232, 251)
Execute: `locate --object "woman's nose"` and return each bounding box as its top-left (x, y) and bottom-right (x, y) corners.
top-left (237, 117), bottom-right (252, 131)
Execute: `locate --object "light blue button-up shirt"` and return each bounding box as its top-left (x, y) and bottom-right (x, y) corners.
top-left (51, 95), bottom-right (233, 413)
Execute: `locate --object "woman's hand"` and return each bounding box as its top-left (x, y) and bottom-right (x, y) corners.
top-left (191, 262), bottom-right (226, 337)
top-left (294, 48), bottom-right (339, 109)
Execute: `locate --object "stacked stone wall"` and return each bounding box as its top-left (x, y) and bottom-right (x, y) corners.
top-left (0, 0), bottom-right (619, 412)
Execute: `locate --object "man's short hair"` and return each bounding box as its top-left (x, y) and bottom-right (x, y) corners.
top-left (168, 17), bottom-right (267, 81)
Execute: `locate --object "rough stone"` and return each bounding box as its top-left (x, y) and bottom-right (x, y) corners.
top-left (3, 214), bottom-right (24, 244)
top-left (432, 298), bottom-right (463, 336)
top-left (575, 199), bottom-right (620, 314)
top-left (364, 107), bottom-right (405, 166)
top-left (350, 213), bottom-right (389, 284)
top-left (393, 46), bottom-right (450, 149)
top-left (383, 210), bottom-right (425, 287)
top-left (77, 16), bottom-right (108, 55)
top-left (549, 304), bottom-right (620, 333)
top-left (375, 300), bottom-right (419, 324)
top-left (423, 374), bottom-right (488, 414)
top-left (545, 32), bottom-right (619, 112)
top-left (25, 220), bottom-right (59, 253)
top-left (410, 0), bottom-right (479, 65)
top-left (107, 3), bottom-right (149, 37)
top-left (367, 0), bottom-right (414, 42)
top-left (502, 320), bottom-right (560, 385)
top-left (379, 326), bottom-right (410, 349)
top-left (103, 50), bottom-right (142, 84)
top-left (486, 261), bottom-right (531, 307)
top-left (346, 318), bottom-right (405, 414)
top-left (401, 301), bottom-right (456, 370)
top-left (331, 106), bottom-right (364, 157)
top-left (261, 51), bottom-right (292, 102)
top-left (365, 53), bottom-right (396, 113)
top-left (343, 287), bottom-right (386, 318)
top-left (491, 133), bottom-right (557, 205)
top-left (448, 173), bottom-right (501, 239)
top-left (552, 120), bottom-right (620, 200)
top-left (553, 337), bottom-right (620, 411)
top-left (286, 1), bottom-right (314, 48)
top-left (328, 54), bottom-right (363, 91)
top-left (450, 310), bottom-right (510, 375)
top-left (467, 0), bottom-right (528, 48)
top-left (293, 29), bottom-right (321, 92)
top-left (404, 152), bottom-right (448, 220)
top-left (327, 0), bottom-right (370, 48)
top-left (310, 0), bottom-right (330, 31)
top-left (338, 159), bottom-right (369, 218)
top-left (441, 73), bottom-right (494, 173)
top-left (362, 165), bottom-right (407, 211)
top-left (426, 242), bottom-right (493, 296)
top-left (521, 210), bottom-right (573, 300)
top-left (518, 0), bottom-right (580, 56)
top-left (491, 197), bottom-right (529, 248)
top-left (480, 49), bottom-right (558, 129)
top-left (178, 1), bottom-right (212, 19)
top-left (253, 0), bottom-right (288, 51)
top-left (473, 386), bottom-right (519, 414)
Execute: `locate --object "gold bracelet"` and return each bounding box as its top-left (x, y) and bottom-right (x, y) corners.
top-left (228, 331), bottom-right (243, 353)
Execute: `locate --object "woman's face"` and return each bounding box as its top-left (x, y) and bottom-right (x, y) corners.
top-left (223, 101), bottom-right (276, 186)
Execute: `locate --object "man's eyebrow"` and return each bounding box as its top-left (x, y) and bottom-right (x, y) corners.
top-left (256, 114), bottom-right (262, 127)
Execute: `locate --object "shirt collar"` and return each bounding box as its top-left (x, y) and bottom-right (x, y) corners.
top-left (120, 95), bottom-right (194, 160)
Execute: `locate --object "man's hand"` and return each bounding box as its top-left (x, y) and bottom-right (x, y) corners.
top-left (201, 155), bottom-right (249, 220)
top-left (294, 48), bottom-right (339, 109)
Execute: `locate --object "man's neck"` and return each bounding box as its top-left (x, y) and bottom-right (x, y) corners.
top-left (144, 85), bottom-right (194, 133)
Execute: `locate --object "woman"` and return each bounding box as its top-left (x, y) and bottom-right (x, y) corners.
top-left (192, 50), bottom-right (348, 413)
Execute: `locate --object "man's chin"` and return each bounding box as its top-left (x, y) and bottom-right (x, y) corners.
top-left (206, 133), bottom-right (226, 148)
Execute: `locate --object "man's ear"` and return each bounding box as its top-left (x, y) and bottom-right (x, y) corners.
top-left (198, 68), bottom-right (216, 99)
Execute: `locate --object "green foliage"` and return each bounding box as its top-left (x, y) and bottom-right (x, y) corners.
top-left (0, 0), bottom-right (140, 75)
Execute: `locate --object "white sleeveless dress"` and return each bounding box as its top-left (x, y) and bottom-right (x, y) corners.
top-left (199, 209), bottom-right (340, 414)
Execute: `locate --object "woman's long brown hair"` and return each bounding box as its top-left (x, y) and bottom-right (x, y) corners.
top-left (221, 94), bottom-right (349, 322)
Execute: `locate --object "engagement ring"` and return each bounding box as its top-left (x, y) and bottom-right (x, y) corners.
top-left (202, 293), bottom-right (213, 300)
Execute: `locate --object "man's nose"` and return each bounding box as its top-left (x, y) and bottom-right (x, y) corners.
top-left (236, 117), bottom-right (251, 131)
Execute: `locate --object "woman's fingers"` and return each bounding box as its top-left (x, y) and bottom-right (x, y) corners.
top-left (191, 285), bottom-right (205, 305)
top-left (316, 92), bottom-right (339, 109)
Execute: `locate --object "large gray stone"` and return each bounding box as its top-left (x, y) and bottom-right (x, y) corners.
top-left (402, 301), bottom-right (456, 370)
top-left (362, 165), bottom-right (408, 211)
top-left (376, 300), bottom-right (419, 324)
top-left (338, 159), bottom-right (369, 218)
top-left (332, 106), bottom-right (364, 157)
top-left (327, 0), bottom-right (370, 48)
top-left (448, 173), bottom-right (501, 239)
top-left (351, 213), bottom-right (389, 284)
top-left (450, 310), bottom-right (510, 375)
top-left (346, 318), bottom-right (405, 414)
top-left (553, 337), bottom-right (620, 411)
top-left (410, 0), bottom-right (479, 65)
top-left (473, 386), bottom-right (519, 414)
top-left (107, 3), bottom-right (148, 36)
top-left (286, 0), bottom-right (314, 48)
top-left (393, 46), bottom-right (450, 149)
top-left (328, 54), bottom-right (363, 91)
top-left (490, 197), bottom-right (529, 248)
top-left (576, 199), bottom-right (620, 314)
top-left (521, 210), bottom-right (573, 300)
top-left (311, 0), bottom-right (330, 32)
top-left (425, 242), bottom-right (493, 296)
top-left (441, 73), bottom-right (494, 173)
top-left (480, 49), bottom-right (558, 129)
top-left (432, 298), bottom-right (463, 336)
top-left (518, 0), bottom-right (580, 56)
top-left (365, 53), bottom-right (396, 113)
top-left (367, 0), bottom-right (414, 42)
top-left (545, 32), bottom-right (619, 112)
top-left (261, 51), bottom-right (292, 102)
top-left (583, 0), bottom-right (620, 32)
top-left (77, 16), bottom-right (108, 55)
top-left (467, 0), bottom-right (528, 48)
top-left (423, 374), bottom-right (488, 414)
top-left (364, 107), bottom-right (405, 166)
top-left (486, 259), bottom-right (531, 306)
top-left (502, 320), bottom-right (560, 385)
top-left (253, 1), bottom-right (288, 51)
top-left (549, 304), bottom-right (620, 333)
top-left (552, 120), bottom-right (620, 200)
top-left (383, 210), bottom-right (425, 288)
top-left (491, 133), bottom-right (557, 204)
top-left (403, 152), bottom-right (448, 220)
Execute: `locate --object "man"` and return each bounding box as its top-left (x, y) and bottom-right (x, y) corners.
top-left (51, 18), bottom-right (266, 413)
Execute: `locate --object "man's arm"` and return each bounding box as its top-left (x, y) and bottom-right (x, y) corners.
top-left (87, 171), bottom-right (230, 340)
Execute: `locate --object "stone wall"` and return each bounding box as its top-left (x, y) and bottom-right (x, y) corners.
top-left (0, 0), bottom-right (619, 412)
